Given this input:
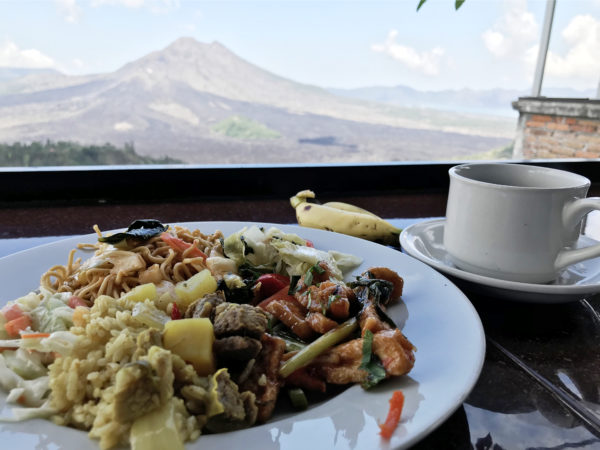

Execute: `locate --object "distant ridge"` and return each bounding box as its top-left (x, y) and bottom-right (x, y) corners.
top-left (329, 85), bottom-right (597, 117)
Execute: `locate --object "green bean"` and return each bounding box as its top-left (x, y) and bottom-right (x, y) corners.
top-left (279, 317), bottom-right (358, 378)
top-left (287, 388), bottom-right (308, 410)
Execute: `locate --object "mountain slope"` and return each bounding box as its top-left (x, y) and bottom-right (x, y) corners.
top-left (0, 37), bottom-right (513, 163)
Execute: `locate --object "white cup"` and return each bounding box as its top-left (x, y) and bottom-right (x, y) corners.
top-left (444, 163), bottom-right (600, 283)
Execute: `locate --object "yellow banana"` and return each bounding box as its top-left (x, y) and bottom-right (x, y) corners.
top-left (290, 190), bottom-right (401, 245)
top-left (322, 201), bottom-right (379, 218)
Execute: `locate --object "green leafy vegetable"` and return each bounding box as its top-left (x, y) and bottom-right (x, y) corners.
top-left (237, 263), bottom-right (274, 280)
top-left (312, 264), bottom-right (325, 275)
top-left (304, 270), bottom-right (313, 287)
top-left (349, 275), bottom-right (394, 306)
top-left (216, 277), bottom-right (255, 304)
top-left (360, 330), bottom-right (387, 389)
top-left (98, 219), bottom-right (167, 245)
top-left (288, 275), bottom-right (301, 295)
top-left (324, 294), bottom-right (340, 315)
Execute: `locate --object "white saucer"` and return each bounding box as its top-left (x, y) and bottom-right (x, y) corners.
top-left (399, 218), bottom-right (600, 303)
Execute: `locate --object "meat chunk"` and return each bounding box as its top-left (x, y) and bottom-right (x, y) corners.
top-left (214, 336), bottom-right (263, 365)
top-left (112, 361), bottom-right (161, 422)
top-left (185, 291), bottom-right (226, 319)
top-left (265, 298), bottom-right (314, 340)
top-left (238, 334), bottom-right (286, 422)
top-left (111, 346), bottom-right (174, 423)
top-left (364, 267), bottom-right (404, 301)
top-left (205, 368), bottom-right (258, 433)
top-left (373, 329), bottom-right (415, 376)
top-left (295, 281), bottom-right (354, 320)
top-left (311, 329), bottom-right (416, 385)
top-left (213, 302), bottom-right (268, 338)
top-left (306, 312), bottom-right (338, 334)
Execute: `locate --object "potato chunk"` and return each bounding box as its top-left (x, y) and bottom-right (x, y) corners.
top-left (163, 318), bottom-right (216, 376)
top-left (122, 283), bottom-right (157, 303)
top-left (130, 398), bottom-right (184, 450)
top-left (175, 269), bottom-right (217, 308)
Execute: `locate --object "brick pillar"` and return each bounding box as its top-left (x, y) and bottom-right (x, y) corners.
top-left (512, 97), bottom-right (600, 159)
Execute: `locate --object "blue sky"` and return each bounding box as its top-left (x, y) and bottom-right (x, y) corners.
top-left (0, 0), bottom-right (598, 93)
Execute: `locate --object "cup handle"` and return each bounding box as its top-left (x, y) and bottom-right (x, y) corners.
top-left (555, 197), bottom-right (600, 271)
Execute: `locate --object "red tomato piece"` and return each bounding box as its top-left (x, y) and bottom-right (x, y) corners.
top-left (171, 302), bottom-right (181, 320)
top-left (257, 273), bottom-right (290, 298)
top-left (257, 286), bottom-right (294, 310)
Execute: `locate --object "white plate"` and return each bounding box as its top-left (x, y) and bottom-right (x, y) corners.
top-left (0, 221), bottom-right (485, 449)
top-left (400, 218), bottom-right (600, 303)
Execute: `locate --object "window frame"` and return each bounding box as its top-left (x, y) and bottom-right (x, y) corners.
top-left (1, 159), bottom-right (599, 203)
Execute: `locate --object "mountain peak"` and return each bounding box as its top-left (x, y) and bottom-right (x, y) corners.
top-left (166, 37), bottom-right (224, 51)
top-left (160, 37), bottom-right (231, 60)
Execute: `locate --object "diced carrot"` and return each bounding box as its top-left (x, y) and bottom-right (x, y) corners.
top-left (379, 390), bottom-right (405, 440)
top-left (1, 303), bottom-right (23, 321)
top-left (257, 285), bottom-right (294, 310)
top-left (21, 332), bottom-right (51, 339)
top-left (4, 315), bottom-right (32, 337)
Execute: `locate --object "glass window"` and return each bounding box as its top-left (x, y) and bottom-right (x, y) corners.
top-left (0, 0), bottom-right (598, 167)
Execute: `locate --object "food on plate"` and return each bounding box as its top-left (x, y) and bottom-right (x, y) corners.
top-left (379, 390), bottom-right (405, 440)
top-left (290, 190), bottom-right (401, 245)
top-left (0, 220), bottom-right (415, 448)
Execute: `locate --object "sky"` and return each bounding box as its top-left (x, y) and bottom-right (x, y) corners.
top-left (0, 0), bottom-right (598, 93)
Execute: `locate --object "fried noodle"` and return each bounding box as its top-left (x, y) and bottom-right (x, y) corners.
top-left (40, 226), bottom-right (224, 302)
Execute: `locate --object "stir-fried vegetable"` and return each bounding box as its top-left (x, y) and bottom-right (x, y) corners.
top-left (287, 388), bottom-right (308, 410)
top-left (132, 303), bottom-right (169, 330)
top-left (360, 330), bottom-right (387, 389)
top-left (279, 317), bottom-right (358, 378)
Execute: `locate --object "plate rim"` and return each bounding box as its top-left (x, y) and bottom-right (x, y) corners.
top-left (0, 220), bottom-right (486, 449)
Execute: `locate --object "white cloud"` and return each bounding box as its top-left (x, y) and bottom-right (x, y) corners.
top-left (372, 30), bottom-right (445, 76)
top-left (0, 41), bottom-right (56, 69)
top-left (482, 2), bottom-right (538, 60)
top-left (114, 121), bottom-right (134, 131)
top-left (54, 0), bottom-right (82, 23)
top-left (545, 14), bottom-right (600, 81)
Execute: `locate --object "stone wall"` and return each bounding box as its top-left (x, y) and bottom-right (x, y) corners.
top-left (512, 97), bottom-right (600, 159)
